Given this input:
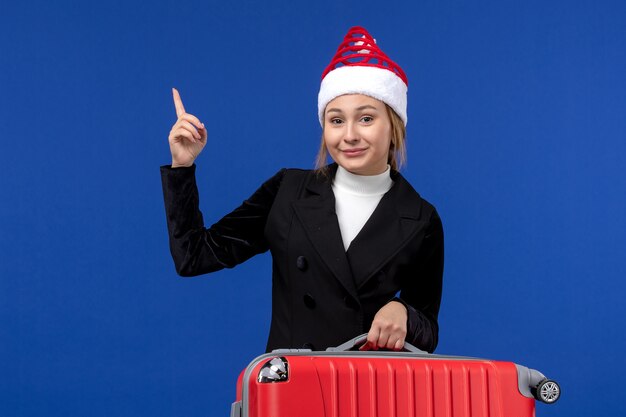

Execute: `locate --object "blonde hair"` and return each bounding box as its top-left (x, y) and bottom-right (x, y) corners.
top-left (315, 104), bottom-right (407, 175)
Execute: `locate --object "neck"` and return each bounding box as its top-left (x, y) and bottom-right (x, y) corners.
top-left (334, 165), bottom-right (393, 196)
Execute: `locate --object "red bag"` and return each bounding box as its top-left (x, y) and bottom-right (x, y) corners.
top-left (231, 334), bottom-right (560, 417)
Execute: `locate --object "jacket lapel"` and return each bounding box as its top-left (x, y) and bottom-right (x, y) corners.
top-left (291, 166), bottom-right (358, 300)
top-left (346, 172), bottom-right (425, 290)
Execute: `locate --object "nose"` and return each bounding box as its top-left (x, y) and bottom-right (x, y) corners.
top-left (343, 122), bottom-right (359, 143)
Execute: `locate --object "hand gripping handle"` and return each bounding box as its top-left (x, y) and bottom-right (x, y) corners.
top-left (326, 333), bottom-right (427, 353)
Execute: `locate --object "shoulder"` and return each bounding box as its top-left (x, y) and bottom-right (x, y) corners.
top-left (281, 167), bottom-right (314, 178)
top-left (391, 171), bottom-right (440, 222)
top-left (273, 167), bottom-right (329, 189)
top-left (249, 167), bottom-right (330, 201)
top-left (254, 168), bottom-right (312, 198)
top-left (262, 167), bottom-right (312, 186)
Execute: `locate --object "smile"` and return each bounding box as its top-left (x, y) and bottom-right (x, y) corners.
top-left (341, 148), bottom-right (368, 157)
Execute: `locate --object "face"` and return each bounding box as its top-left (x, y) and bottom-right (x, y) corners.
top-left (323, 94), bottom-right (392, 176)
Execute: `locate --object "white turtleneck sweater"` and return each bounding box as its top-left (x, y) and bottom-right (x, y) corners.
top-left (332, 165), bottom-right (394, 250)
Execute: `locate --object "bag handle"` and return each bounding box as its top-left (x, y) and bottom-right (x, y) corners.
top-left (327, 333), bottom-right (428, 354)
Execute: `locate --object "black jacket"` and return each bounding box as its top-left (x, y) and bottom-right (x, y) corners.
top-left (161, 164), bottom-right (443, 352)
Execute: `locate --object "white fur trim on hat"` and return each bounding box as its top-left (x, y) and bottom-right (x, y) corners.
top-left (318, 65), bottom-right (408, 126)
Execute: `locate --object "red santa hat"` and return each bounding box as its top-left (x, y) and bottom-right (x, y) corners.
top-left (318, 26), bottom-right (408, 126)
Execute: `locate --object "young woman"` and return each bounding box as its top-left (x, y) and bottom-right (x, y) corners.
top-left (161, 26), bottom-right (444, 353)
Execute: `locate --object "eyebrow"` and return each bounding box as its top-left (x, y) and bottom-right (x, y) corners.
top-left (325, 105), bottom-right (380, 114)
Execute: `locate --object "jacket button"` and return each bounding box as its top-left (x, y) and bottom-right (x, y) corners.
top-left (296, 256), bottom-right (308, 271)
top-left (303, 293), bottom-right (316, 309)
top-left (343, 295), bottom-right (360, 310)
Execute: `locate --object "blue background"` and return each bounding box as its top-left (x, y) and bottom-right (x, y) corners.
top-left (1, 0), bottom-right (625, 416)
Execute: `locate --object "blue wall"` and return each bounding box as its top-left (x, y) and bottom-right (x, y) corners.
top-left (1, 0), bottom-right (625, 415)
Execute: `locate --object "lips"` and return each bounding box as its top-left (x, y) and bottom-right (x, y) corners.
top-left (341, 148), bottom-right (367, 157)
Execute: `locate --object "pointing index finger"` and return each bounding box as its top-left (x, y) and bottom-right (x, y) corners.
top-left (172, 87), bottom-right (186, 118)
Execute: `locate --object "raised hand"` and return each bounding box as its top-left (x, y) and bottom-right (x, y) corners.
top-left (168, 88), bottom-right (208, 167)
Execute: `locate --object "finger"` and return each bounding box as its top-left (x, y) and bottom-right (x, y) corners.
top-left (171, 119), bottom-right (201, 140)
top-left (394, 339), bottom-right (404, 351)
top-left (367, 326), bottom-right (380, 345)
top-left (377, 332), bottom-right (390, 349)
top-left (170, 128), bottom-right (197, 144)
top-left (359, 341), bottom-right (379, 351)
top-left (177, 120), bottom-right (202, 140)
top-left (361, 327), bottom-right (380, 351)
top-left (172, 88), bottom-right (186, 118)
top-left (385, 336), bottom-right (400, 350)
top-left (178, 113), bottom-right (204, 131)
top-left (384, 337), bottom-right (394, 350)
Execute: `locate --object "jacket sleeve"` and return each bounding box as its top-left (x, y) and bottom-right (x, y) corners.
top-left (396, 209), bottom-right (444, 353)
top-left (160, 165), bottom-right (286, 277)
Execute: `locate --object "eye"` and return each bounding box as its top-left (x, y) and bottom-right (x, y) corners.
top-left (329, 118), bottom-right (344, 125)
top-left (360, 116), bottom-right (374, 123)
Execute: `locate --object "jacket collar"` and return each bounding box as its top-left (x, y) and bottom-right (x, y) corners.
top-left (292, 164), bottom-right (425, 299)
top-left (345, 170), bottom-right (425, 290)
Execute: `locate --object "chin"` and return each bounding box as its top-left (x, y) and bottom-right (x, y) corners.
top-left (344, 164), bottom-right (377, 176)
top-left (338, 160), bottom-right (365, 172)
